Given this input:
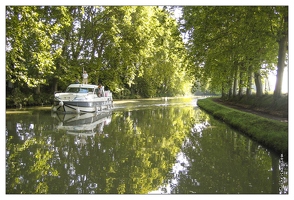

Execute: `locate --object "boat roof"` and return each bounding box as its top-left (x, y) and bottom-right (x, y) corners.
top-left (67, 84), bottom-right (98, 88)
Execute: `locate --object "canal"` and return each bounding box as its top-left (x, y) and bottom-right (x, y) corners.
top-left (5, 97), bottom-right (288, 194)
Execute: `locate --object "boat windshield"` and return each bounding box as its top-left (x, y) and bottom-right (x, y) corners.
top-left (66, 87), bottom-right (94, 93)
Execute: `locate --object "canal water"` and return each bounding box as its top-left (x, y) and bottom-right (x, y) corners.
top-left (5, 97), bottom-right (288, 194)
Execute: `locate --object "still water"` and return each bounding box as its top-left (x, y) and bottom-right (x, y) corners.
top-left (5, 97), bottom-right (288, 194)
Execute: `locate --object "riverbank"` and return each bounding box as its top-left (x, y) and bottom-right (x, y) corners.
top-left (197, 97), bottom-right (288, 157)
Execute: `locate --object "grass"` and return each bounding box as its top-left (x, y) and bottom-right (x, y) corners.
top-left (225, 94), bottom-right (288, 117)
top-left (197, 97), bottom-right (288, 156)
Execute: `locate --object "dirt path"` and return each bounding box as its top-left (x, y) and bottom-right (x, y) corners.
top-left (212, 98), bottom-right (288, 123)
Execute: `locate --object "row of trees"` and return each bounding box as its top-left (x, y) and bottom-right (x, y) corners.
top-left (6, 6), bottom-right (193, 107)
top-left (181, 6), bottom-right (288, 98)
top-left (6, 6), bottom-right (288, 107)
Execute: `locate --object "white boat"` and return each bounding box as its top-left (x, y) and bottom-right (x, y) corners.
top-left (52, 84), bottom-right (113, 113)
top-left (52, 111), bottom-right (112, 136)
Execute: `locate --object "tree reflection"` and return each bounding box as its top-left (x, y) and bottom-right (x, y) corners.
top-left (6, 106), bottom-right (288, 194)
top-left (6, 115), bottom-right (59, 194)
top-left (6, 106), bottom-right (193, 194)
top-left (158, 111), bottom-right (288, 194)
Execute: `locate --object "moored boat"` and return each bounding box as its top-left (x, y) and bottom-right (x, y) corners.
top-left (52, 84), bottom-right (113, 113)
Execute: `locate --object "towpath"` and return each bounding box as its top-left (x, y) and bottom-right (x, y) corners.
top-left (212, 98), bottom-right (288, 123)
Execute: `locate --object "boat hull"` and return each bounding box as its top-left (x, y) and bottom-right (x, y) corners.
top-left (52, 97), bottom-right (113, 113)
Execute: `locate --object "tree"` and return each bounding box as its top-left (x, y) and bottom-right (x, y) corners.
top-left (6, 6), bottom-right (70, 88)
top-left (181, 6), bottom-right (285, 98)
top-left (6, 6), bottom-right (193, 106)
top-left (272, 6), bottom-right (288, 97)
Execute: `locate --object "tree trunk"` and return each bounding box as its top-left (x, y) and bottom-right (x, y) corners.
top-left (254, 70), bottom-right (263, 97)
top-left (274, 34), bottom-right (288, 98)
top-left (246, 66), bottom-right (253, 96)
top-left (228, 88), bottom-right (232, 98)
top-left (221, 83), bottom-right (225, 98)
top-left (53, 78), bottom-right (58, 92)
top-left (35, 85), bottom-right (41, 94)
top-left (233, 66), bottom-right (238, 97)
top-left (238, 71), bottom-right (243, 96)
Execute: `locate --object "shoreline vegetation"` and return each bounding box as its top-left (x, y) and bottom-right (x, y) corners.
top-left (197, 97), bottom-right (288, 158)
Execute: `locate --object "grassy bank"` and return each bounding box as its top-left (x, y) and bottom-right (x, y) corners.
top-left (223, 94), bottom-right (288, 118)
top-left (197, 97), bottom-right (288, 156)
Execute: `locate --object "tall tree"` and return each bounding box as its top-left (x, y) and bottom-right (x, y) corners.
top-left (181, 6), bottom-right (284, 98)
top-left (272, 6), bottom-right (288, 97)
top-left (6, 6), bottom-right (71, 88)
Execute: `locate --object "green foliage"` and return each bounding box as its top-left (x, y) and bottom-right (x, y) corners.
top-left (6, 6), bottom-right (288, 105)
top-left (6, 6), bottom-right (193, 106)
top-left (6, 6), bottom-right (68, 87)
top-left (181, 6), bottom-right (287, 96)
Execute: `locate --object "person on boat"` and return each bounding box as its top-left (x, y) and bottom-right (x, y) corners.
top-left (98, 83), bottom-right (105, 97)
top-left (82, 71), bottom-right (88, 84)
top-left (74, 78), bottom-right (80, 84)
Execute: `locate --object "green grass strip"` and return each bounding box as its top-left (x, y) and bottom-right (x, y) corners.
top-left (197, 97), bottom-right (288, 155)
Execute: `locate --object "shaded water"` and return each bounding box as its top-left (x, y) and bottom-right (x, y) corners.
top-left (5, 97), bottom-right (288, 194)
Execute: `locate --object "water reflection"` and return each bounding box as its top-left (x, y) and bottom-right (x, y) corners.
top-left (52, 111), bottom-right (112, 137)
top-left (6, 98), bottom-right (288, 194)
top-left (150, 115), bottom-right (288, 194)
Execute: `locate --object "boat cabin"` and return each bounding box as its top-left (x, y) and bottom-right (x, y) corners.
top-left (65, 84), bottom-right (97, 94)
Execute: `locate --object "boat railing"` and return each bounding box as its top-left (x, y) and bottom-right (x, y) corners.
top-left (104, 91), bottom-right (112, 97)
